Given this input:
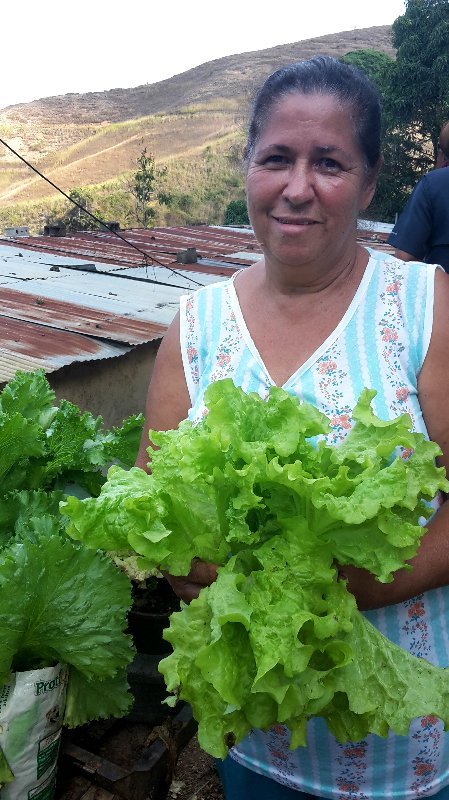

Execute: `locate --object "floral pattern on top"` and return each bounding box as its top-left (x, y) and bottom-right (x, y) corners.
top-left (315, 348), bottom-right (351, 446)
top-left (377, 266), bottom-right (416, 427)
top-left (335, 739), bottom-right (369, 800)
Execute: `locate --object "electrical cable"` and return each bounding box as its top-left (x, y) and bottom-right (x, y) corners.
top-left (0, 136), bottom-right (204, 288)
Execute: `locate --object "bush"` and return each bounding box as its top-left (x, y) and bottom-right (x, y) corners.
top-left (224, 199), bottom-right (249, 226)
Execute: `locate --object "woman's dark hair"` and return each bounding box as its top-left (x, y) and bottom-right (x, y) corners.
top-left (244, 55), bottom-right (382, 172)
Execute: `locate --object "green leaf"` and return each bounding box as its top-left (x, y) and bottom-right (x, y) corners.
top-left (0, 534), bottom-right (134, 708)
top-left (0, 747), bottom-right (14, 786)
top-left (64, 667), bottom-right (132, 728)
top-left (0, 369), bottom-right (57, 431)
top-left (326, 612), bottom-right (449, 741)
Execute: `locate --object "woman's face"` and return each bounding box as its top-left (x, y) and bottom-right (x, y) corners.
top-left (245, 92), bottom-right (378, 275)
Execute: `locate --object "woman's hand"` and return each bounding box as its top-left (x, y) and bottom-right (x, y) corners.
top-left (164, 559), bottom-right (218, 603)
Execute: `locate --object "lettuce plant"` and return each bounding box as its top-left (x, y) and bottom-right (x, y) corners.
top-left (0, 370), bottom-right (143, 785)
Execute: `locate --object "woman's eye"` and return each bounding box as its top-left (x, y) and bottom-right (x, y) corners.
top-left (317, 157), bottom-right (341, 171)
top-left (263, 154), bottom-right (289, 166)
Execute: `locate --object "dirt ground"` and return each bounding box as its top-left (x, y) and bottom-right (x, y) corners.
top-left (56, 717), bottom-right (224, 800)
top-left (168, 735), bottom-right (224, 800)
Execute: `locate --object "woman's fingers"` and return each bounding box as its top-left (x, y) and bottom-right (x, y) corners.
top-left (163, 560), bottom-right (218, 602)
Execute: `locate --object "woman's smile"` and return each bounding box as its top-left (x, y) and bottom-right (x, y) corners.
top-left (272, 214), bottom-right (321, 228)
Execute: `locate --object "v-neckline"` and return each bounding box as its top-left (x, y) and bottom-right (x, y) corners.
top-left (227, 251), bottom-right (376, 389)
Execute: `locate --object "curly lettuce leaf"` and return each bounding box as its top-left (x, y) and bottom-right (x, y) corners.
top-left (63, 464), bottom-right (230, 575)
top-left (0, 414), bottom-right (45, 490)
top-left (0, 489), bottom-right (64, 548)
top-left (160, 533), bottom-right (449, 758)
top-left (64, 668), bottom-right (133, 729)
top-left (41, 401), bottom-right (144, 481)
top-left (64, 381), bottom-right (448, 582)
top-left (0, 533), bottom-right (134, 723)
top-left (0, 368), bottom-right (57, 431)
top-left (100, 414), bottom-right (146, 467)
top-left (159, 529), bottom-right (357, 758)
top-left (322, 611), bottom-right (449, 742)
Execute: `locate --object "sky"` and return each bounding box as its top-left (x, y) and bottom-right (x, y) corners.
top-left (0, 0), bottom-right (407, 111)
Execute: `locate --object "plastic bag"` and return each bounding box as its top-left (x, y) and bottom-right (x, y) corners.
top-left (0, 663), bottom-right (68, 799)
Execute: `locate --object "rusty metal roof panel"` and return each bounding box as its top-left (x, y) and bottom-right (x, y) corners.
top-left (0, 225), bottom-right (262, 273)
top-left (0, 287), bottom-right (166, 346)
top-left (0, 259), bottom-right (191, 327)
top-left (0, 316), bottom-right (130, 384)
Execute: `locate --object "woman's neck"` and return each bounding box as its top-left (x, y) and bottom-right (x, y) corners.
top-left (244, 245), bottom-right (369, 300)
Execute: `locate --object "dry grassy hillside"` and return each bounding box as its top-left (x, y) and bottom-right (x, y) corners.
top-left (0, 26), bottom-right (394, 214)
top-left (0, 104), bottom-right (241, 204)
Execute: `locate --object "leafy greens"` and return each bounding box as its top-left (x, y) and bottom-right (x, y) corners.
top-left (62, 379), bottom-right (449, 758)
top-left (0, 369), bottom-right (142, 786)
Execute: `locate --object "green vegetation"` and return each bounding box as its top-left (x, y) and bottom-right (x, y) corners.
top-left (130, 147), bottom-right (167, 227)
top-left (390, 0), bottom-right (449, 159)
top-left (224, 198), bottom-right (250, 226)
top-left (62, 379), bottom-right (449, 759)
top-left (0, 135), bottom-right (246, 234)
top-left (341, 0), bottom-right (449, 221)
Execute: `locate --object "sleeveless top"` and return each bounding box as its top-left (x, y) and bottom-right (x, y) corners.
top-left (179, 248), bottom-right (449, 799)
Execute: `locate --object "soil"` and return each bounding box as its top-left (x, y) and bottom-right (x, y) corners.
top-left (130, 578), bottom-right (181, 616)
top-left (56, 720), bottom-right (224, 800)
top-left (167, 736), bottom-right (224, 800)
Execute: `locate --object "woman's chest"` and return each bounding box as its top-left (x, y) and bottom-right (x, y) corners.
top-left (243, 296), bottom-right (351, 387)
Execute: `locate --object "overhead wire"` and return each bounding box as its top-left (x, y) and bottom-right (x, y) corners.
top-left (0, 136), bottom-right (204, 289)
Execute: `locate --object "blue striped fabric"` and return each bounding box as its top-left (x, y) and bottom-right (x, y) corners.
top-left (179, 249), bottom-right (449, 798)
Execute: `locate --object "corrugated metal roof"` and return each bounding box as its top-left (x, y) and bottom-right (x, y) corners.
top-left (0, 225), bottom-right (260, 383)
top-left (0, 287), bottom-right (166, 345)
top-left (0, 225), bottom-right (261, 276)
top-left (0, 314), bottom-right (130, 380)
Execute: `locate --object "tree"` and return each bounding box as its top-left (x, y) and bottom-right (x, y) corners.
top-left (45, 188), bottom-right (97, 233)
top-left (130, 147), bottom-right (167, 228)
top-left (224, 199), bottom-right (249, 226)
top-left (340, 50), bottom-right (394, 96)
top-left (340, 7), bottom-right (449, 222)
top-left (390, 0), bottom-right (449, 159)
top-left (339, 50), bottom-right (419, 221)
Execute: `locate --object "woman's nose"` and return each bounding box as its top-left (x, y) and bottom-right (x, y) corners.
top-left (282, 163), bottom-right (314, 205)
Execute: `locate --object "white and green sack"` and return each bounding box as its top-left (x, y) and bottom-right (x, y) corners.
top-left (0, 664), bottom-right (68, 800)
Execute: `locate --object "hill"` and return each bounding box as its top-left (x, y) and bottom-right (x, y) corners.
top-left (0, 26), bottom-right (394, 218)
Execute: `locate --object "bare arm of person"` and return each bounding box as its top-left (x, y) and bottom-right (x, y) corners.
top-left (393, 249), bottom-right (418, 263)
top-left (135, 312), bottom-right (191, 469)
top-left (344, 268), bottom-right (449, 609)
top-left (135, 312), bottom-right (218, 601)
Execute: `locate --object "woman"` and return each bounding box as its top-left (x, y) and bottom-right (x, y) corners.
top-left (136, 57), bottom-right (449, 798)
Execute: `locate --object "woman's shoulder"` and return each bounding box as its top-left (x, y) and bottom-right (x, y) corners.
top-left (182, 275), bottom-right (235, 306)
top-left (368, 246), bottom-right (439, 277)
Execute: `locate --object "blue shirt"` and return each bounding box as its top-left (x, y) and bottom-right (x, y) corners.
top-left (388, 168), bottom-right (449, 271)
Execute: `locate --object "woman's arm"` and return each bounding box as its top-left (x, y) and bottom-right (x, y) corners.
top-left (345, 268), bottom-right (449, 609)
top-left (135, 311), bottom-right (217, 600)
top-left (135, 312), bottom-right (191, 469)
top-left (393, 248), bottom-right (419, 263)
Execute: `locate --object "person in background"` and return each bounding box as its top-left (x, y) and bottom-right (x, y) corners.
top-left (388, 120), bottom-right (449, 271)
top-left (136, 57), bottom-right (449, 799)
